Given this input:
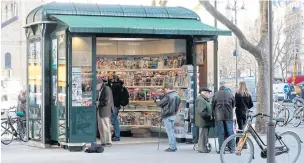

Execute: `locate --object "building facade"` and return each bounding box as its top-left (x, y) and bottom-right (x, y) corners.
top-left (284, 0), bottom-right (304, 78)
top-left (1, 0), bottom-right (46, 84)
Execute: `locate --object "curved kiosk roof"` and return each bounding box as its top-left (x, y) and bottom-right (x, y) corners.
top-left (25, 2), bottom-right (231, 36)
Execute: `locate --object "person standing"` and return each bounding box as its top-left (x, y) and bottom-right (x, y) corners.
top-left (156, 83), bottom-right (181, 152)
top-left (195, 87), bottom-right (214, 153)
top-left (212, 81), bottom-right (236, 153)
top-left (235, 82), bottom-right (253, 130)
top-left (96, 78), bottom-right (114, 147)
top-left (235, 82), bottom-right (253, 147)
top-left (17, 90), bottom-right (26, 113)
top-left (110, 75), bottom-right (122, 141)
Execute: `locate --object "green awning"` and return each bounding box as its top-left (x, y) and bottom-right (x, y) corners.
top-left (53, 15), bottom-right (231, 36)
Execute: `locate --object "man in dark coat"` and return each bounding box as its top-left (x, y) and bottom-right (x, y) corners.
top-left (96, 78), bottom-right (114, 147)
top-left (110, 75), bottom-right (123, 141)
top-left (212, 81), bottom-right (236, 153)
top-left (195, 87), bottom-right (214, 153)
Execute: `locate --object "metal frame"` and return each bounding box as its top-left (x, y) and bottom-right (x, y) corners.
top-left (25, 27), bottom-right (43, 145)
top-left (25, 21), bottom-right (217, 146)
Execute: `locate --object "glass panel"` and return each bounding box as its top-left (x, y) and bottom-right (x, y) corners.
top-left (72, 37), bottom-right (93, 106)
top-left (57, 35), bottom-right (67, 142)
top-left (96, 38), bottom-right (187, 128)
top-left (28, 41), bottom-right (42, 141)
top-left (52, 39), bottom-right (58, 104)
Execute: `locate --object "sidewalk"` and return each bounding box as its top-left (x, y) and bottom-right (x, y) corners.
top-left (2, 126), bottom-right (304, 163)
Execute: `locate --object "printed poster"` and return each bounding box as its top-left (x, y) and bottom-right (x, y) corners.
top-left (35, 42), bottom-right (41, 63)
top-left (196, 43), bottom-right (205, 66)
top-left (52, 39), bottom-right (58, 69)
top-left (72, 68), bottom-right (82, 106)
top-left (29, 43), bottom-right (35, 62)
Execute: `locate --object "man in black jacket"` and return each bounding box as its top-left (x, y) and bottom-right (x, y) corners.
top-left (156, 83), bottom-right (181, 152)
top-left (110, 75), bottom-right (123, 141)
top-left (212, 81), bottom-right (236, 153)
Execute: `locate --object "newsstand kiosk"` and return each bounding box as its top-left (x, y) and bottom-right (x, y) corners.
top-left (24, 2), bottom-right (231, 150)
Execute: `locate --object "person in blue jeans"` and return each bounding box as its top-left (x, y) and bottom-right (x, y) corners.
top-left (110, 75), bottom-right (123, 141)
top-left (212, 81), bottom-right (236, 153)
top-left (156, 83), bottom-right (181, 152)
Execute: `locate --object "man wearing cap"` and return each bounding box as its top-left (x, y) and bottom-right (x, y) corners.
top-left (96, 77), bottom-right (114, 147)
top-left (156, 83), bottom-right (181, 152)
top-left (212, 81), bottom-right (236, 153)
top-left (195, 87), bottom-right (214, 153)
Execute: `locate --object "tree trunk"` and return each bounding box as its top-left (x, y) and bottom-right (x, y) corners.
top-left (200, 0), bottom-right (270, 133)
top-left (256, 54), bottom-right (269, 134)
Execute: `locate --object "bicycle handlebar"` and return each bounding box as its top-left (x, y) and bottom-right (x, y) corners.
top-left (252, 113), bottom-right (270, 118)
top-left (247, 111), bottom-right (270, 119)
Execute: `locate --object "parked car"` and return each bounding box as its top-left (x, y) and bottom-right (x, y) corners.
top-left (273, 92), bottom-right (286, 101)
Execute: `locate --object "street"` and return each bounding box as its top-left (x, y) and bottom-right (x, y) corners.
top-left (2, 125), bottom-right (304, 163)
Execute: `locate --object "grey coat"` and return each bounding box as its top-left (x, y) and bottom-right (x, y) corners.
top-left (212, 86), bottom-right (235, 121)
top-left (97, 83), bottom-right (114, 118)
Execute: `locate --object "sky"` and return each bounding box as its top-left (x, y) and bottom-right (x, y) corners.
top-left (31, 0), bottom-right (260, 29)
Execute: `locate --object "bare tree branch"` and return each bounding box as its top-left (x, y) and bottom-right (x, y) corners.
top-left (199, 0), bottom-right (263, 61)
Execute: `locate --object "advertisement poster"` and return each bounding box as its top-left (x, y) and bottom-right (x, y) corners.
top-left (29, 43), bottom-right (35, 62)
top-left (195, 43), bottom-right (205, 66)
top-left (72, 68), bottom-right (82, 106)
top-left (52, 39), bottom-right (58, 69)
top-left (52, 76), bottom-right (57, 97)
top-left (35, 42), bottom-right (41, 63)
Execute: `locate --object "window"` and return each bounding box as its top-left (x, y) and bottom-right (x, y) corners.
top-left (5, 52), bottom-right (11, 69)
top-left (72, 37), bottom-right (93, 106)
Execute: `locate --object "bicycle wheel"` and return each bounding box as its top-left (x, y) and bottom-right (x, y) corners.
top-left (220, 134), bottom-right (254, 163)
top-left (1, 120), bottom-right (13, 145)
top-left (277, 108), bottom-right (290, 127)
top-left (17, 118), bottom-right (28, 142)
top-left (275, 131), bottom-right (302, 163)
top-left (291, 110), bottom-right (303, 127)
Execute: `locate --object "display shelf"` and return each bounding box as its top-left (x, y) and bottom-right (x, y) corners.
top-left (129, 101), bottom-right (156, 105)
top-left (120, 125), bottom-right (166, 132)
top-left (122, 109), bottom-right (160, 112)
top-left (126, 86), bottom-right (188, 89)
top-left (98, 68), bottom-right (182, 72)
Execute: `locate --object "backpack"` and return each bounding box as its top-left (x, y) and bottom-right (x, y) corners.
top-left (120, 86), bottom-right (129, 107)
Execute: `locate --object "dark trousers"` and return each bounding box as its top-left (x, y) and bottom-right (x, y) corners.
top-left (236, 117), bottom-right (247, 145)
top-left (237, 117), bottom-right (246, 131)
top-left (192, 125), bottom-right (199, 144)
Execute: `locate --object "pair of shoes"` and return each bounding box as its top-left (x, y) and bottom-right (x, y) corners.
top-left (101, 144), bottom-right (106, 147)
top-left (216, 150), bottom-right (235, 154)
top-left (224, 147), bottom-right (230, 152)
top-left (198, 150), bottom-right (210, 153)
top-left (105, 143), bottom-right (112, 147)
top-left (229, 150), bottom-right (236, 154)
top-left (164, 148), bottom-right (177, 152)
top-left (112, 137), bottom-right (120, 141)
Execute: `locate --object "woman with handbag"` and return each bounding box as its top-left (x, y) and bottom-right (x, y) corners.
top-left (235, 82), bottom-right (254, 147)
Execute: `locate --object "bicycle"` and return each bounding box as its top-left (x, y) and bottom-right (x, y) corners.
top-left (273, 100), bottom-right (291, 127)
top-left (219, 110), bottom-right (302, 163)
top-left (1, 110), bottom-right (28, 145)
top-left (288, 97), bottom-right (304, 127)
